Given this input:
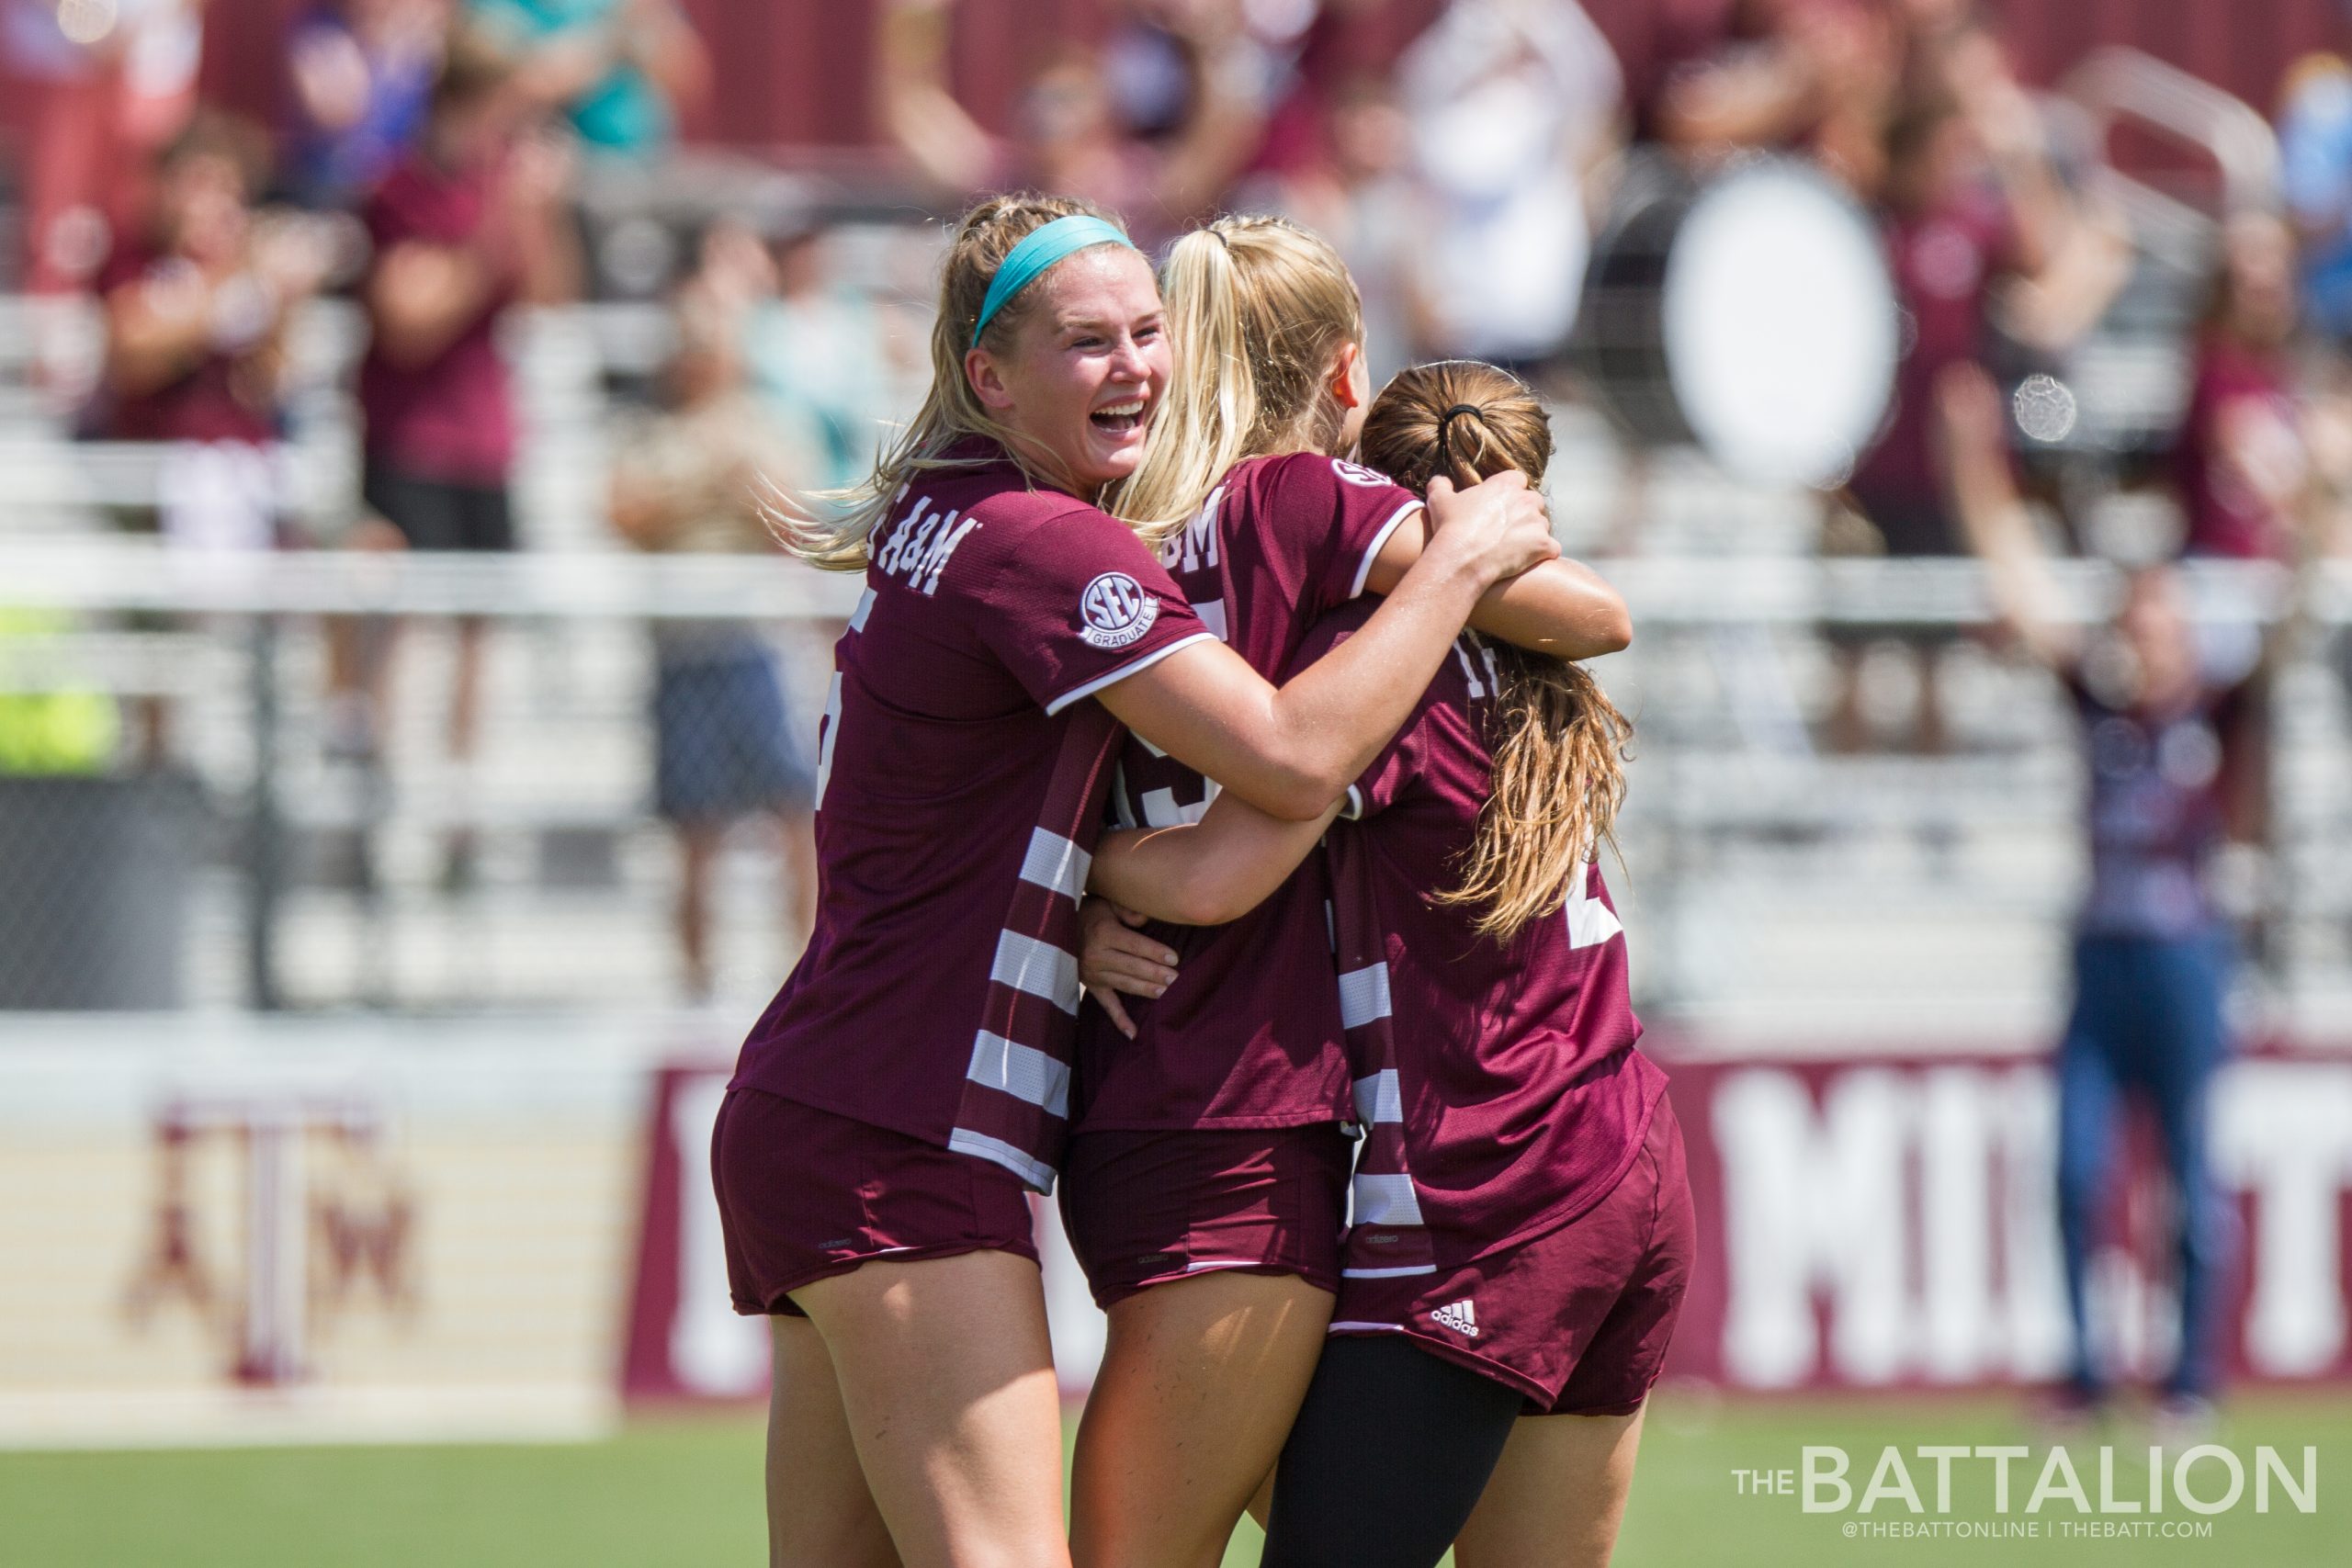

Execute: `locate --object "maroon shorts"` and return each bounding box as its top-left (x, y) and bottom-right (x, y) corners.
top-left (711, 1088), bottom-right (1039, 1316)
top-left (1057, 1125), bottom-right (1352, 1310)
top-left (1328, 1094), bottom-right (1694, 1415)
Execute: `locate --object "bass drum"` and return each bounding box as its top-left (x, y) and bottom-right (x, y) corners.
top-left (1577, 155), bottom-right (1898, 490)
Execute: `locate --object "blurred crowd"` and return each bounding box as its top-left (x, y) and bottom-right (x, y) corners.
top-left (8, 0), bottom-right (2352, 982)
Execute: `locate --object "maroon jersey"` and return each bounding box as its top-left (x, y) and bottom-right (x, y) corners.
top-left (1300, 602), bottom-right (1667, 1276)
top-left (2175, 334), bottom-right (2299, 562)
top-left (729, 451), bottom-right (1214, 1190)
top-left (357, 152), bottom-right (515, 484)
top-left (1069, 453), bottom-right (1425, 1132)
top-left (95, 243), bottom-right (281, 446)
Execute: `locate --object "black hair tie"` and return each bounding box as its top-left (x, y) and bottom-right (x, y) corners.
top-left (1434, 402), bottom-right (1484, 456)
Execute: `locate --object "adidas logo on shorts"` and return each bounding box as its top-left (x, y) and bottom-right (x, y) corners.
top-left (1430, 1299), bottom-right (1479, 1338)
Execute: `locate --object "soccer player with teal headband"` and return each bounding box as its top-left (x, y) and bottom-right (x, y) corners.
top-left (711, 193), bottom-right (1559, 1567)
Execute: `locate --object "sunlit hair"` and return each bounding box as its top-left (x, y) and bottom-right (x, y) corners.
top-left (781, 193), bottom-right (1131, 571)
top-left (1107, 214), bottom-right (1363, 542)
top-left (1357, 360), bottom-right (1632, 942)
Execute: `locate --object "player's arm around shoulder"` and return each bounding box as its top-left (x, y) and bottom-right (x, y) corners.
top-left (1361, 506), bottom-right (1633, 660)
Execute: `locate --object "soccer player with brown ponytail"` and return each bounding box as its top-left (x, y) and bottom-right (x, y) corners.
top-left (1088, 361), bottom-right (1691, 1568)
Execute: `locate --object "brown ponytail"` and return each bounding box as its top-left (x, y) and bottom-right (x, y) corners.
top-left (1358, 361), bottom-right (1632, 942)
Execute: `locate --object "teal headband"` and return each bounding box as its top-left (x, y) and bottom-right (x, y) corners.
top-left (971, 215), bottom-right (1136, 347)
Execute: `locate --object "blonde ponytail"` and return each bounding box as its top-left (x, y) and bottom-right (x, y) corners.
top-left (778, 194), bottom-right (1129, 570)
top-left (1357, 360), bottom-right (1633, 942)
top-left (1109, 215), bottom-right (1364, 543)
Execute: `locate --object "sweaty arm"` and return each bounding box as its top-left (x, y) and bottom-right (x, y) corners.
top-left (1095, 474), bottom-right (1554, 820)
top-left (1363, 515), bottom-right (1631, 660)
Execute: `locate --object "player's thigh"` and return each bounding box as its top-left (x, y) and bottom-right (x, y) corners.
top-left (763, 1314), bottom-right (899, 1568)
top-left (1453, 1405), bottom-right (1647, 1568)
top-left (1070, 1270), bottom-right (1334, 1568)
top-left (794, 1249), bottom-right (1069, 1568)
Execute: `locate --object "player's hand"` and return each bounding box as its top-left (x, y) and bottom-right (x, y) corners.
top-left (1424, 470), bottom-right (1559, 590)
top-left (1078, 897), bottom-right (1177, 1041)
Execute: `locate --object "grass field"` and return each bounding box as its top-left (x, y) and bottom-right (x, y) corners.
top-left (3, 1391), bottom-right (2346, 1566)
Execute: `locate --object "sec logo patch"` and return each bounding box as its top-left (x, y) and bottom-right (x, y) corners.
top-left (1079, 571), bottom-right (1159, 649)
top-left (1331, 458), bottom-right (1391, 488)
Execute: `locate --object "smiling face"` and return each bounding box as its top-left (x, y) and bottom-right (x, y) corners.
top-left (965, 245), bottom-right (1170, 494)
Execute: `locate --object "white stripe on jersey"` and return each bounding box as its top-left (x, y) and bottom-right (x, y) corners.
top-left (1338, 961), bottom-right (1393, 1031)
top-left (1347, 501), bottom-right (1425, 599)
top-left (1351, 1068), bottom-right (1404, 1126)
top-left (966, 1030), bottom-right (1071, 1117)
top-left (989, 930), bottom-right (1082, 1015)
top-left (1565, 864), bottom-right (1624, 950)
top-left (1041, 631), bottom-right (1219, 716)
top-left (1139, 780), bottom-right (1219, 829)
top-left (1341, 1263), bottom-right (1439, 1280)
top-left (848, 587), bottom-right (877, 631)
top-left (1017, 828), bottom-right (1091, 903)
top-left (1191, 598), bottom-right (1229, 642)
top-left (812, 671), bottom-right (845, 809)
top-left (1328, 1320), bottom-right (1408, 1333)
top-left (945, 1128), bottom-right (1057, 1191)
top-left (1351, 1172), bottom-right (1426, 1227)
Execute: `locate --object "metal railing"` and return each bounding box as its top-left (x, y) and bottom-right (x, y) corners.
top-left (1, 540), bottom-right (2346, 1028)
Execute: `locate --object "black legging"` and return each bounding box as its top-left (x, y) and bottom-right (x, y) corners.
top-left (1259, 1337), bottom-right (1526, 1568)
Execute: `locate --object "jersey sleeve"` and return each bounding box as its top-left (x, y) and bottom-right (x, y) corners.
top-left (1260, 455), bottom-right (1426, 617)
top-left (969, 504), bottom-right (1216, 716)
top-left (1284, 601), bottom-right (1431, 821)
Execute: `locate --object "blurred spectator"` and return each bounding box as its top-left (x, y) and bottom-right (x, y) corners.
top-left (2177, 213), bottom-right (2311, 565)
top-left (93, 114), bottom-right (332, 766)
top-left (742, 222), bottom-right (893, 492)
top-left (1396, 0), bottom-right (1623, 372)
top-left (346, 33), bottom-right (581, 884)
top-left (2278, 51), bottom-right (2352, 342)
top-left (1975, 520), bottom-right (2254, 1428)
top-left (284, 0), bottom-right (451, 209)
top-left (94, 115), bottom-right (326, 460)
top-left (874, 0), bottom-right (1266, 250)
top-left (1234, 71), bottom-right (1426, 385)
top-left (1826, 88), bottom-right (2063, 753)
top-left (471, 0), bottom-right (709, 163)
top-left (609, 285), bottom-right (817, 999)
top-left (1643, 0), bottom-right (1897, 184)
top-left (6, 0), bottom-right (204, 292)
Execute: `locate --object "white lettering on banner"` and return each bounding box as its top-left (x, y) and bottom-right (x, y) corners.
top-left (667, 1077), bottom-right (767, 1398)
top-left (1709, 1059), bottom-right (2352, 1390)
top-left (1717, 1068), bottom-right (1916, 1386)
top-left (2213, 1064), bottom-right (2352, 1375)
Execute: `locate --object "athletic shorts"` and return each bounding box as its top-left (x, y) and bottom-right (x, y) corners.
top-left (653, 644), bottom-right (815, 823)
top-left (1328, 1094), bottom-right (1694, 1415)
top-left (711, 1088), bottom-right (1039, 1316)
top-left (362, 461), bottom-right (516, 553)
top-left (1057, 1125), bottom-right (1351, 1310)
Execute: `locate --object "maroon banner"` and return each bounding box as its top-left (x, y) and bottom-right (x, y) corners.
top-left (1657, 1044), bottom-right (2352, 1393)
top-left (620, 1064), bottom-right (770, 1404)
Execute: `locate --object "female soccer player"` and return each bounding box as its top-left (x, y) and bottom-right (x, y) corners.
top-left (710, 197), bottom-right (1558, 1568)
top-left (1087, 362), bottom-right (1691, 1568)
top-left (1061, 220), bottom-right (1634, 1568)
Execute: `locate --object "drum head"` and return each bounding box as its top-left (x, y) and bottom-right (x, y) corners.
top-left (1661, 161), bottom-right (1897, 488)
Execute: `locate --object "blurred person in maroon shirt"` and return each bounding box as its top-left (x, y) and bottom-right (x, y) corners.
top-left (1823, 87), bottom-right (2069, 753)
top-left (2177, 213), bottom-right (2309, 566)
top-left (344, 31), bottom-right (580, 886)
top-left (2168, 213), bottom-right (2316, 930)
top-left (96, 114), bottom-right (328, 453)
top-left (873, 0), bottom-right (1267, 251)
top-left (93, 113), bottom-right (333, 766)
